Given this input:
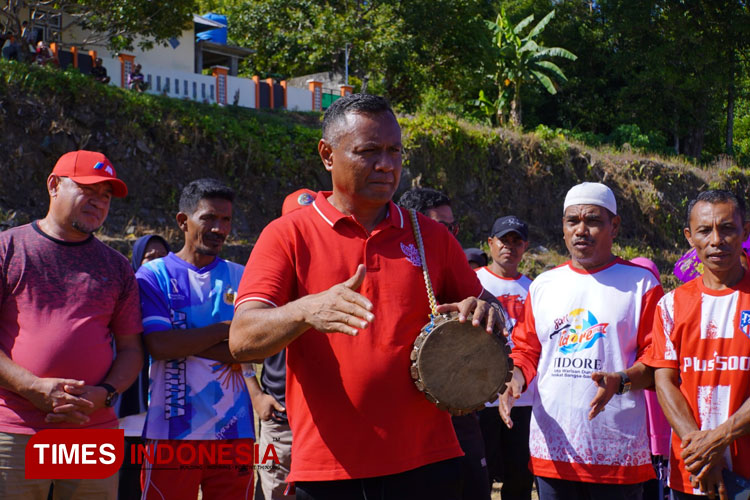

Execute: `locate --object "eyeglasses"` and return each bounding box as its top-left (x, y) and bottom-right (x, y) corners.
top-left (439, 221), bottom-right (460, 236)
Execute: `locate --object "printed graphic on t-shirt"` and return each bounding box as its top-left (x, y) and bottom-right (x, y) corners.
top-left (499, 293), bottom-right (525, 325)
top-left (400, 242), bottom-right (421, 267)
top-left (740, 310), bottom-right (750, 339)
top-left (697, 385), bottom-right (730, 430)
top-left (137, 254), bottom-right (254, 441)
top-left (546, 308), bottom-right (608, 380)
top-left (553, 308), bottom-right (608, 355)
top-left (701, 293), bottom-right (737, 339)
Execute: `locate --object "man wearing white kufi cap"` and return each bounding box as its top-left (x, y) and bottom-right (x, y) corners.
top-left (499, 182), bottom-right (664, 500)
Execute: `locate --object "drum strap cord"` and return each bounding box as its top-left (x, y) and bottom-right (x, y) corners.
top-left (409, 209), bottom-right (439, 332)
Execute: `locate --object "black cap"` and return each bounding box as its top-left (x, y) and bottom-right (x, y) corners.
top-left (491, 216), bottom-right (528, 241)
top-left (464, 248), bottom-right (488, 267)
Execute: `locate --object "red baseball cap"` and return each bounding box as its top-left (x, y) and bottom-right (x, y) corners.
top-left (51, 150), bottom-right (128, 197)
top-left (282, 188), bottom-right (316, 216)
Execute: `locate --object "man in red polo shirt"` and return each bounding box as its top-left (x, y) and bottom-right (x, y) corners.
top-left (229, 93), bottom-right (503, 499)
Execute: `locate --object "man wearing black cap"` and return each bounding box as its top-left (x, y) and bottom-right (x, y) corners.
top-left (0, 150), bottom-right (143, 499)
top-left (475, 216), bottom-right (534, 500)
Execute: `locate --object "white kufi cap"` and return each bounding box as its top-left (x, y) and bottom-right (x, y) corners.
top-left (563, 182), bottom-right (617, 215)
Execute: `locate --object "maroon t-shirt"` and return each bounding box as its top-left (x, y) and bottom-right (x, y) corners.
top-left (0, 222), bottom-right (142, 433)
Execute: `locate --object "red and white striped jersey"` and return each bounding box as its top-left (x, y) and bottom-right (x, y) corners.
top-left (647, 272), bottom-right (750, 494)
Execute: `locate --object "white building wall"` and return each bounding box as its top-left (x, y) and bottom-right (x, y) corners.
top-left (227, 75), bottom-right (255, 108)
top-left (99, 57), bottom-right (120, 86)
top-left (61, 16), bottom-right (195, 75)
top-left (27, 9), bottom-right (307, 112)
top-left (287, 85), bottom-right (313, 111)
top-left (127, 30), bottom-right (195, 74)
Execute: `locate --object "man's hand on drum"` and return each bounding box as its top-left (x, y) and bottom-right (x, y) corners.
top-left (498, 367), bottom-right (525, 429)
top-left (435, 290), bottom-right (505, 334)
top-left (296, 264), bottom-right (374, 336)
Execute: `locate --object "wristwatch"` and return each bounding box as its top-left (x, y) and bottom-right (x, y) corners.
top-left (96, 383), bottom-right (119, 407)
top-left (616, 371), bottom-right (631, 395)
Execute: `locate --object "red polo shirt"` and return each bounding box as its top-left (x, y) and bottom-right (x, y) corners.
top-left (236, 192), bottom-right (483, 481)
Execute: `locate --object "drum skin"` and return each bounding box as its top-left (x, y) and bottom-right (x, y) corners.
top-left (410, 311), bottom-right (513, 416)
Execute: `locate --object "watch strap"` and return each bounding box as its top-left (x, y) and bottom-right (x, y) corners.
top-left (616, 371), bottom-right (631, 395)
top-left (96, 383), bottom-right (118, 407)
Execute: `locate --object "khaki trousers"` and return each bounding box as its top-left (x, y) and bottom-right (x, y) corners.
top-left (0, 432), bottom-right (117, 500)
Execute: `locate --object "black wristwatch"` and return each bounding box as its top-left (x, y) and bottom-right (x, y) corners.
top-left (96, 383), bottom-right (119, 407)
top-left (616, 371), bottom-right (631, 395)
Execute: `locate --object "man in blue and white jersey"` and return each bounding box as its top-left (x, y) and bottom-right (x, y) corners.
top-left (136, 178), bottom-right (255, 500)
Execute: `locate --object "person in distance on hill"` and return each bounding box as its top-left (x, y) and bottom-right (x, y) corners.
top-left (91, 58), bottom-right (111, 85)
top-left (229, 93), bottom-right (504, 500)
top-left (0, 150), bottom-right (143, 499)
top-left (500, 182), bottom-right (664, 500)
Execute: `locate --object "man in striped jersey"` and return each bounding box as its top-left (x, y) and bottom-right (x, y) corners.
top-left (647, 190), bottom-right (750, 500)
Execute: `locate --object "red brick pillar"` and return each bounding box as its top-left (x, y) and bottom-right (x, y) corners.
top-left (307, 80), bottom-right (322, 112)
top-left (212, 66), bottom-right (229, 105)
top-left (280, 80), bottom-right (288, 109)
top-left (252, 76), bottom-right (260, 109)
top-left (118, 54), bottom-right (135, 88)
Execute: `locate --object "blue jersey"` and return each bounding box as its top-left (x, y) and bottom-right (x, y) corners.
top-left (136, 253), bottom-right (254, 440)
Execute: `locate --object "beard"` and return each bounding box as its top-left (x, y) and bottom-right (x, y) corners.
top-left (196, 246), bottom-right (220, 256)
top-left (71, 219), bottom-right (102, 234)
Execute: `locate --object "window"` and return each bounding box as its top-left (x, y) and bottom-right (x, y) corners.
top-left (30, 8), bottom-right (62, 44)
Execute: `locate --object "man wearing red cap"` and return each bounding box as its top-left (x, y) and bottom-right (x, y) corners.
top-left (0, 150), bottom-right (143, 499)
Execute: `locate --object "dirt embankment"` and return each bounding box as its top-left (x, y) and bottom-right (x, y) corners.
top-left (2, 61), bottom-right (747, 276)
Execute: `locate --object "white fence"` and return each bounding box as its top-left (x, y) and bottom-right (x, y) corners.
top-left (227, 75), bottom-right (255, 108)
top-left (287, 85), bottom-right (313, 111)
top-left (100, 54), bottom-right (318, 111)
top-left (144, 69), bottom-right (218, 104)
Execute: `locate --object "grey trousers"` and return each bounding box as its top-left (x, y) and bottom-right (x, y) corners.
top-left (255, 418), bottom-right (294, 499)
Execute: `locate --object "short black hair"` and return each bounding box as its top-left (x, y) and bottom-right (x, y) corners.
top-left (179, 178), bottom-right (235, 214)
top-left (322, 93), bottom-right (395, 146)
top-left (397, 187), bottom-right (451, 214)
top-left (686, 190), bottom-right (746, 228)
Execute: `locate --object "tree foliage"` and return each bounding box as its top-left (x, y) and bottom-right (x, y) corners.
top-left (498, 0), bottom-right (750, 160)
top-left (223, 0), bottom-right (493, 111)
top-left (1, 0), bottom-right (196, 51)
top-left (481, 9), bottom-right (576, 126)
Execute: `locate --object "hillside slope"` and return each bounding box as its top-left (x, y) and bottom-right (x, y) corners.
top-left (2, 60), bottom-right (748, 286)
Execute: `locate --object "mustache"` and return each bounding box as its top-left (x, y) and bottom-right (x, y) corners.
top-left (572, 237), bottom-right (594, 245)
top-left (204, 234), bottom-right (226, 243)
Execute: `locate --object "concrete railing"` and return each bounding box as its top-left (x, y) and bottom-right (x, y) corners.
top-left (99, 51), bottom-right (356, 111)
top-left (144, 69), bottom-right (218, 104)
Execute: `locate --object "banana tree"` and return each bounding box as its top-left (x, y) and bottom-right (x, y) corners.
top-left (486, 9), bottom-right (577, 127)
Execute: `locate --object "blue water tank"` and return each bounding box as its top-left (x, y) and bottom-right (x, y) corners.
top-left (196, 13), bottom-right (227, 45)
